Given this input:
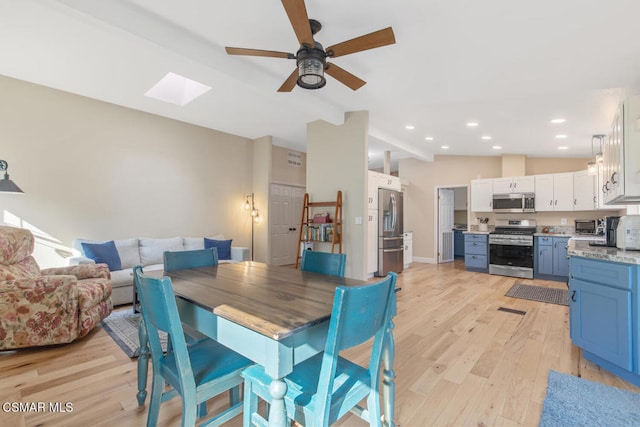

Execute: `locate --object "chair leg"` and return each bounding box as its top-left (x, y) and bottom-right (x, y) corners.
top-left (243, 381), bottom-right (258, 427)
top-left (197, 402), bottom-right (207, 418)
top-left (181, 394), bottom-right (198, 427)
top-left (146, 372), bottom-right (164, 427)
top-left (229, 385), bottom-right (241, 406)
top-left (367, 391), bottom-right (382, 427)
top-left (137, 320), bottom-right (149, 406)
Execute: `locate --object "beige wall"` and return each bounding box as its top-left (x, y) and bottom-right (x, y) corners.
top-left (399, 154), bottom-right (619, 262)
top-left (252, 136), bottom-right (272, 263)
top-left (0, 75), bottom-right (255, 267)
top-left (271, 145), bottom-right (306, 187)
top-left (307, 111), bottom-right (368, 280)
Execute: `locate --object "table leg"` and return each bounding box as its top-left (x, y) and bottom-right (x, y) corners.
top-left (382, 318), bottom-right (396, 427)
top-left (267, 378), bottom-right (287, 427)
top-left (137, 319), bottom-right (149, 406)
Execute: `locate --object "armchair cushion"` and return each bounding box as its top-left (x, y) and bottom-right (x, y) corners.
top-left (81, 241), bottom-right (122, 271)
top-left (204, 238), bottom-right (233, 260)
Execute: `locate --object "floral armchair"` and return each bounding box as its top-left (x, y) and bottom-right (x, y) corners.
top-left (0, 226), bottom-right (113, 350)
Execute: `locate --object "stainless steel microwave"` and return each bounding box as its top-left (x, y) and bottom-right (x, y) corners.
top-left (492, 193), bottom-right (535, 213)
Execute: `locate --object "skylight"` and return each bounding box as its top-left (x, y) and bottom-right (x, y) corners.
top-left (144, 72), bottom-right (211, 106)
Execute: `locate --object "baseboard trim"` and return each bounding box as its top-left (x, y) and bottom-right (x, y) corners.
top-left (412, 257), bottom-right (436, 264)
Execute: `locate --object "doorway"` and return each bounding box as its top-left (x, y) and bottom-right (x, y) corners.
top-left (434, 185), bottom-right (469, 264)
top-left (269, 183), bottom-right (305, 266)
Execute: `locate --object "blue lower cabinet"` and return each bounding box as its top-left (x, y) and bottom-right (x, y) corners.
top-left (569, 256), bottom-right (639, 386)
top-left (464, 234), bottom-right (488, 272)
top-left (534, 236), bottom-right (569, 281)
top-left (454, 230), bottom-right (465, 258)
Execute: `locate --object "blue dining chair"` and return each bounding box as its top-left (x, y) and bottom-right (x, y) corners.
top-left (241, 272), bottom-right (397, 427)
top-left (164, 247), bottom-right (218, 272)
top-left (134, 267), bottom-right (252, 427)
top-left (300, 251), bottom-right (347, 277)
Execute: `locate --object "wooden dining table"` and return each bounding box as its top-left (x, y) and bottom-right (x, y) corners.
top-left (136, 261), bottom-right (397, 427)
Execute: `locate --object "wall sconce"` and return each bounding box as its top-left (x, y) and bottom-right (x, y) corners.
top-left (244, 193), bottom-right (259, 260)
top-left (0, 160), bottom-right (24, 193)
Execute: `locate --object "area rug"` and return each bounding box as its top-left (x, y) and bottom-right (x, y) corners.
top-left (540, 370), bottom-right (640, 426)
top-left (505, 283), bottom-right (568, 306)
top-left (100, 309), bottom-right (166, 358)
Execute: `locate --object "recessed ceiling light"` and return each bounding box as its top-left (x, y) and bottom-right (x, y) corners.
top-left (441, 145), bottom-right (449, 150)
top-left (425, 136), bottom-right (434, 141)
top-left (492, 145), bottom-right (502, 150)
top-left (405, 125), bottom-right (415, 130)
top-left (558, 146), bottom-right (569, 150)
top-left (466, 122), bottom-right (479, 127)
top-left (555, 134), bottom-right (568, 139)
top-left (145, 72), bottom-right (211, 106)
top-left (550, 118), bottom-right (566, 124)
top-left (481, 136), bottom-right (492, 140)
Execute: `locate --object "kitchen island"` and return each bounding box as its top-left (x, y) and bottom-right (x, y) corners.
top-left (567, 240), bottom-right (640, 386)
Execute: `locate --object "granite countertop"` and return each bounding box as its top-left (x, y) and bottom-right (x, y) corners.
top-left (463, 230), bottom-right (490, 235)
top-left (568, 240), bottom-right (640, 265)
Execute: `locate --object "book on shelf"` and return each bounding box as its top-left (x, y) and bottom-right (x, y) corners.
top-left (303, 224), bottom-right (334, 242)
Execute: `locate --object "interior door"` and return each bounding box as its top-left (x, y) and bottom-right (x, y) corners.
top-left (269, 184), bottom-right (305, 266)
top-left (438, 188), bottom-right (454, 263)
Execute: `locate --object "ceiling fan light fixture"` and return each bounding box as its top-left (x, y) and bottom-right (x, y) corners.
top-left (296, 44), bottom-right (326, 89)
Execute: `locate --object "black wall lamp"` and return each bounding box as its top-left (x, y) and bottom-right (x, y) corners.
top-left (0, 160), bottom-right (23, 193)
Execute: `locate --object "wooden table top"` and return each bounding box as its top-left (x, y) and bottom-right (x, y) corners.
top-left (154, 262), bottom-right (367, 341)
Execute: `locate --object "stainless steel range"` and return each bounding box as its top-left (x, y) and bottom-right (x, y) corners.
top-left (489, 219), bottom-right (537, 279)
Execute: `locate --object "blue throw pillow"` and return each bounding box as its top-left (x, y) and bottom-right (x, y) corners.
top-left (204, 238), bottom-right (232, 260)
top-left (81, 240), bottom-right (122, 271)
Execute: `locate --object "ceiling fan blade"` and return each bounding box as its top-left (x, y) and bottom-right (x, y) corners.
top-left (281, 0), bottom-right (314, 47)
top-left (225, 47), bottom-right (295, 59)
top-left (278, 68), bottom-right (299, 92)
top-left (325, 63), bottom-right (366, 91)
top-left (326, 27), bottom-right (396, 58)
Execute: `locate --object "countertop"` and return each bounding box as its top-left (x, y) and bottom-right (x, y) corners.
top-left (568, 240), bottom-right (640, 265)
top-left (462, 230), bottom-right (490, 235)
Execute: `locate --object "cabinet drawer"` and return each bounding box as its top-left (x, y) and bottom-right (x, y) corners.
top-left (465, 241), bottom-right (487, 255)
top-left (465, 234), bottom-right (487, 243)
top-left (465, 254), bottom-right (487, 269)
top-left (537, 236), bottom-right (553, 246)
top-left (570, 257), bottom-right (633, 290)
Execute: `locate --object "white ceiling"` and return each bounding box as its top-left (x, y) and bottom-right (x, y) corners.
top-left (2, 0), bottom-right (640, 170)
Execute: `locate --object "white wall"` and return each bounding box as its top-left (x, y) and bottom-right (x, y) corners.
top-left (0, 75), bottom-right (255, 267)
top-left (306, 111), bottom-right (369, 280)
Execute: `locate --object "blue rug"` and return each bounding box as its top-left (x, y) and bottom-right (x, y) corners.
top-left (540, 370), bottom-right (640, 426)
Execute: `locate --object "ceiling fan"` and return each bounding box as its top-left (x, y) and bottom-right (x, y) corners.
top-left (225, 0), bottom-right (396, 92)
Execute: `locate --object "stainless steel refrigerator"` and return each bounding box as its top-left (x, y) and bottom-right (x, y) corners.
top-left (376, 188), bottom-right (403, 276)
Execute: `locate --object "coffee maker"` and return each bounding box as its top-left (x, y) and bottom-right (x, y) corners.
top-left (605, 216), bottom-right (621, 247)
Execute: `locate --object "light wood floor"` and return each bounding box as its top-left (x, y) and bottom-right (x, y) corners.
top-left (2, 260), bottom-right (639, 427)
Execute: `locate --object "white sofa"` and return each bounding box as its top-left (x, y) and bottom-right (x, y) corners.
top-left (68, 236), bottom-right (249, 306)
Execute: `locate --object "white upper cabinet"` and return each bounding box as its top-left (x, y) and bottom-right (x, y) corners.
top-left (471, 178), bottom-right (494, 212)
top-left (535, 173), bottom-right (574, 211)
top-left (367, 171), bottom-right (379, 209)
top-left (602, 96), bottom-right (640, 204)
top-left (573, 170), bottom-right (597, 211)
top-left (493, 176), bottom-right (535, 194)
top-left (377, 173), bottom-right (401, 191)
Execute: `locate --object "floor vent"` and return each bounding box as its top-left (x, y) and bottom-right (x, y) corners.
top-left (497, 307), bottom-right (526, 316)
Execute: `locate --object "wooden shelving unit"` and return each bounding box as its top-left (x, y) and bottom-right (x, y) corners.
top-left (295, 190), bottom-right (343, 268)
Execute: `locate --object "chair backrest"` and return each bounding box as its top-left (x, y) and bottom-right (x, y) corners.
top-left (315, 272), bottom-right (397, 424)
top-left (300, 251), bottom-right (346, 277)
top-left (163, 248), bottom-right (218, 272)
top-left (0, 225), bottom-right (41, 280)
top-left (133, 266), bottom-right (194, 390)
